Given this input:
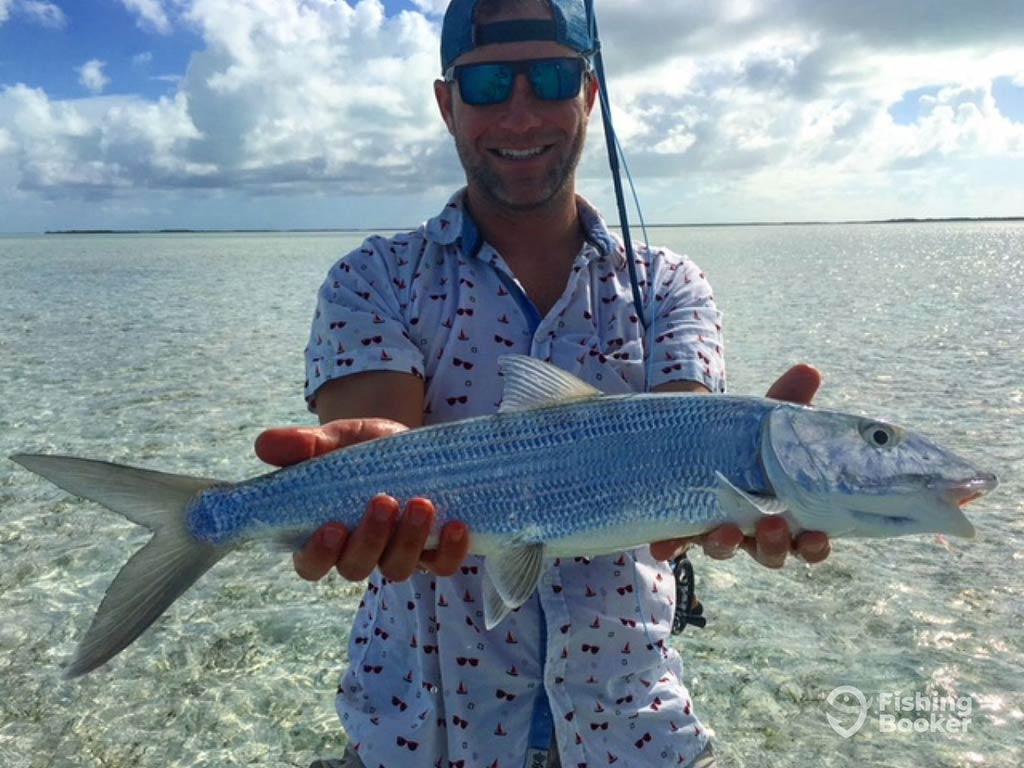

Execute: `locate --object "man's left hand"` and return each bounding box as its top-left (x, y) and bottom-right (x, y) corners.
top-left (649, 363), bottom-right (832, 568)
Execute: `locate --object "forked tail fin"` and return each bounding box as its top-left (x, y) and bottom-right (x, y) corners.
top-left (10, 454), bottom-right (229, 677)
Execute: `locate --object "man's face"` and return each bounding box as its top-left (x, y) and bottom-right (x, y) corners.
top-left (435, 34), bottom-right (597, 214)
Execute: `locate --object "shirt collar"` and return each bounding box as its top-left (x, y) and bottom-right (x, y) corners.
top-left (423, 188), bottom-right (625, 268)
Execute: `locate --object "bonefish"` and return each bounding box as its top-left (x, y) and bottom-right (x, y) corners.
top-left (11, 355), bottom-right (997, 677)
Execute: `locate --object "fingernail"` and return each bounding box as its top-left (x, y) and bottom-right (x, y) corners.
top-left (761, 551), bottom-right (786, 569)
top-left (372, 497), bottom-right (396, 523)
top-left (447, 523), bottom-right (466, 543)
top-left (706, 545), bottom-right (736, 560)
top-left (805, 538), bottom-right (827, 554)
top-left (406, 500), bottom-right (432, 528)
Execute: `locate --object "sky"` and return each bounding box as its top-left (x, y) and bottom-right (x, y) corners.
top-left (1, 0), bottom-right (1023, 232)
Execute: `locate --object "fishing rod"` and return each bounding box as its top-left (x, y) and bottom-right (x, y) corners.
top-left (583, 0), bottom-right (650, 333)
top-left (584, 0), bottom-right (705, 636)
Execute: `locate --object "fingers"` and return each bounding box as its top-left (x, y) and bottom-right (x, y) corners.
top-left (699, 525), bottom-right (745, 559)
top-left (255, 418), bottom-right (410, 467)
top-left (765, 363), bottom-right (822, 405)
top-left (795, 530), bottom-right (831, 564)
top-left (256, 427), bottom-right (325, 467)
top-left (421, 522), bottom-right (471, 577)
top-left (378, 498), bottom-right (436, 582)
top-left (335, 495), bottom-right (401, 582)
top-left (742, 519), bottom-right (831, 568)
top-left (293, 522), bottom-right (350, 582)
top-left (293, 495), bottom-right (472, 584)
top-left (748, 516), bottom-right (792, 569)
top-left (667, 520), bottom-right (831, 570)
top-left (649, 538), bottom-right (692, 562)
top-left (649, 526), bottom-right (746, 562)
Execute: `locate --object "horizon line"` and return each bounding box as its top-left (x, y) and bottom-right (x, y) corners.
top-left (25, 214), bottom-right (1024, 236)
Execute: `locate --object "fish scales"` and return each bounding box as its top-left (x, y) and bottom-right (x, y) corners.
top-left (190, 394), bottom-right (770, 548)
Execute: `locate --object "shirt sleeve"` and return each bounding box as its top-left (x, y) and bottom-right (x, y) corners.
top-left (646, 250), bottom-right (727, 394)
top-left (304, 239), bottom-right (425, 413)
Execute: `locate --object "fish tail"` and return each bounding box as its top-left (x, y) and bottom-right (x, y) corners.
top-left (10, 454), bottom-right (229, 678)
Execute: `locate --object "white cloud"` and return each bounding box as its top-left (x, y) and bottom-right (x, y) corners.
top-left (78, 60), bottom-right (110, 94)
top-left (0, 84), bottom-right (209, 192)
top-left (0, 0), bottom-right (66, 27)
top-left (2, 0), bottom-right (1024, 227)
top-left (1, 0), bottom-right (451, 203)
top-left (175, 0), bottom-right (448, 188)
top-left (20, 0), bottom-right (64, 27)
top-left (132, 51), bottom-right (154, 67)
top-left (119, 0), bottom-right (171, 34)
top-left (408, 0), bottom-right (448, 14)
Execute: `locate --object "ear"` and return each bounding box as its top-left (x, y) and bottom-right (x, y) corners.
top-left (583, 73), bottom-right (598, 115)
top-left (434, 79), bottom-right (456, 135)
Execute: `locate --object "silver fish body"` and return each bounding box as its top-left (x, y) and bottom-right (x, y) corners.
top-left (189, 391), bottom-right (771, 555)
top-left (10, 356), bottom-right (997, 677)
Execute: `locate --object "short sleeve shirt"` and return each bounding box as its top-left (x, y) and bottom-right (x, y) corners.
top-left (305, 189), bottom-right (725, 768)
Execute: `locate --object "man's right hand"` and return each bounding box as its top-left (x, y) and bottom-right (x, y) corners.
top-left (254, 419), bottom-right (471, 583)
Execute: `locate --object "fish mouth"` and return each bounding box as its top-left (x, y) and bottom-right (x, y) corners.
top-left (932, 473), bottom-right (999, 507)
top-left (846, 473), bottom-right (997, 540)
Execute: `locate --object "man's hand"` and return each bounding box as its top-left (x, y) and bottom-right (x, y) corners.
top-left (649, 364), bottom-right (832, 568)
top-left (255, 419), bottom-right (471, 583)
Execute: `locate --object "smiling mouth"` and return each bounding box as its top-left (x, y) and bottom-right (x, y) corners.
top-left (490, 145), bottom-right (552, 161)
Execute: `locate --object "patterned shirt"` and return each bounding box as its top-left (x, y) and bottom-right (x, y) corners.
top-left (305, 189), bottom-right (726, 768)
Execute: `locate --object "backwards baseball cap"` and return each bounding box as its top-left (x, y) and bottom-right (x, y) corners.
top-left (440, 0), bottom-right (595, 73)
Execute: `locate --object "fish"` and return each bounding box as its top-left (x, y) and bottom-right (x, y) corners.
top-left (11, 355), bottom-right (997, 677)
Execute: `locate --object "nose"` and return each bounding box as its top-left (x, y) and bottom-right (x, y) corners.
top-left (497, 73), bottom-right (544, 132)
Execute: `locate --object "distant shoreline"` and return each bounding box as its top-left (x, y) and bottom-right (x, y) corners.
top-left (40, 216), bottom-right (1024, 235)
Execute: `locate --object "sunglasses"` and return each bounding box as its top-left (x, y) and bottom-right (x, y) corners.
top-left (445, 56), bottom-right (590, 107)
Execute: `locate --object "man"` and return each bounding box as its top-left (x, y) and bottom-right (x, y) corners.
top-left (256, 1), bottom-right (831, 765)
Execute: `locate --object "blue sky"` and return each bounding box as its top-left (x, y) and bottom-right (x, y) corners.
top-left (1, 0), bottom-right (1023, 232)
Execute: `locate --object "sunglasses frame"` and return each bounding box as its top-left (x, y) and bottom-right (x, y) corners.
top-left (444, 56), bottom-right (592, 107)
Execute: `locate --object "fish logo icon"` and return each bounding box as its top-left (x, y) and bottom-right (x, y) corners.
top-left (826, 685), bottom-right (868, 738)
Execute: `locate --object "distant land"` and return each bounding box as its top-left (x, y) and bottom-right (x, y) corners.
top-left (42, 216), bottom-right (1024, 235)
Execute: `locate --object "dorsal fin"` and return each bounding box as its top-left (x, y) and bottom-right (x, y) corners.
top-left (497, 355), bottom-right (601, 414)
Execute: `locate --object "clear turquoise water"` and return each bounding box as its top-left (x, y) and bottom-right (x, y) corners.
top-left (1, 223), bottom-right (1021, 767)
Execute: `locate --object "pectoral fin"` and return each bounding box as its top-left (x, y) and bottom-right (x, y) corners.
top-left (714, 471), bottom-right (789, 536)
top-left (482, 576), bottom-right (514, 630)
top-left (482, 541), bottom-right (546, 630)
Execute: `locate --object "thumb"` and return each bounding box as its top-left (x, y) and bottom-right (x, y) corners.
top-left (765, 364), bottom-right (822, 405)
top-left (256, 418), bottom-right (409, 467)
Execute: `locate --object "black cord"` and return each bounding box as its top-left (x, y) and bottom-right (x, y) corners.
top-left (671, 554), bottom-right (707, 634)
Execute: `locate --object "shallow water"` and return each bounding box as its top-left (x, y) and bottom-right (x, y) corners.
top-left (1, 223), bottom-right (1021, 767)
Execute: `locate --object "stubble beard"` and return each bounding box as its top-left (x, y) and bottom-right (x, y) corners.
top-left (456, 119), bottom-right (588, 215)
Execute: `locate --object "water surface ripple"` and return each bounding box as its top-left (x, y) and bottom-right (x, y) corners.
top-left (1, 224), bottom-right (1021, 767)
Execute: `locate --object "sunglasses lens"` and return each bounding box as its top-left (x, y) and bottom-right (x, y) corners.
top-left (529, 58), bottom-right (583, 101)
top-left (455, 58), bottom-right (585, 106)
top-left (458, 63), bottom-right (514, 106)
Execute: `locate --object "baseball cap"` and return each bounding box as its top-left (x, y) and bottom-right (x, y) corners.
top-left (440, 0), bottom-right (595, 73)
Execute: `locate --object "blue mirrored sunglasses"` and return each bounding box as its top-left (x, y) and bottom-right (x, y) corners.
top-left (444, 57), bottom-right (590, 107)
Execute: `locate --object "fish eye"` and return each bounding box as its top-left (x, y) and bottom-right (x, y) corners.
top-left (861, 422), bottom-right (899, 448)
